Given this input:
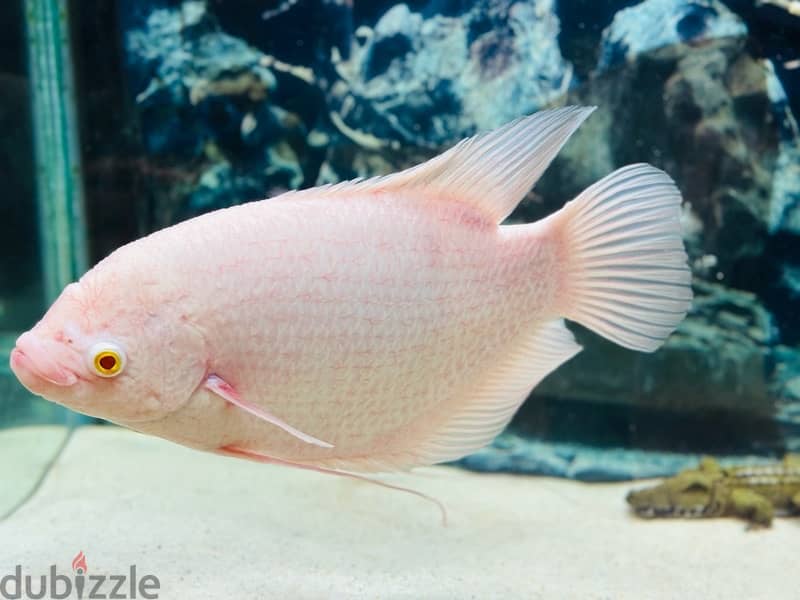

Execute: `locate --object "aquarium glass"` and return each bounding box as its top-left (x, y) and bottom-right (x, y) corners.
top-left (3, 0), bottom-right (800, 516)
top-left (0, 0), bottom-right (80, 519)
top-left (0, 1), bottom-right (797, 595)
top-left (0, 2), bottom-right (41, 352)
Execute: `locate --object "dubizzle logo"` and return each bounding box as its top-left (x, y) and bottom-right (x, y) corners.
top-left (72, 551), bottom-right (87, 598)
top-left (0, 552), bottom-right (160, 599)
top-left (71, 552), bottom-right (87, 574)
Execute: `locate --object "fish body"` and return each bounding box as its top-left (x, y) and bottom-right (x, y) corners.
top-left (10, 107), bottom-right (692, 473)
top-left (627, 455), bottom-right (800, 527)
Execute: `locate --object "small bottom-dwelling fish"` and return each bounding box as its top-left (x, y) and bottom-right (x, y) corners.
top-left (627, 455), bottom-right (800, 527)
top-left (10, 107), bottom-right (691, 501)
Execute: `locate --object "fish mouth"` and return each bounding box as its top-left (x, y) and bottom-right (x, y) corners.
top-left (632, 505), bottom-right (676, 519)
top-left (632, 505), bottom-right (708, 519)
top-left (10, 337), bottom-right (79, 390)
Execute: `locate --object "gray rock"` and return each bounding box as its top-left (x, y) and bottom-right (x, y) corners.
top-left (183, 140), bottom-right (303, 220)
top-left (598, 0), bottom-right (748, 70)
top-left (766, 62), bottom-right (800, 236)
top-left (330, 0), bottom-right (571, 147)
top-left (773, 345), bottom-right (800, 451)
top-left (591, 0), bottom-right (800, 288)
top-left (457, 433), bottom-right (776, 480)
top-left (537, 280), bottom-right (777, 415)
top-left (125, 1), bottom-right (278, 158)
top-left (530, 35), bottom-right (787, 284)
top-left (123, 1), bottom-right (317, 219)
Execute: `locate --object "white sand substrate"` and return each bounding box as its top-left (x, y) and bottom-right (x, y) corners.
top-left (0, 426), bottom-right (797, 599)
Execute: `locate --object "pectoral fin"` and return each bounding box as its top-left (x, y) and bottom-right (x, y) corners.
top-left (204, 374), bottom-right (333, 448)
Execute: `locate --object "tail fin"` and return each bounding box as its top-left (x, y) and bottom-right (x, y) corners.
top-left (553, 164), bottom-right (692, 352)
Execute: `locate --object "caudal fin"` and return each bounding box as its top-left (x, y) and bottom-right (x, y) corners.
top-left (554, 164), bottom-right (692, 352)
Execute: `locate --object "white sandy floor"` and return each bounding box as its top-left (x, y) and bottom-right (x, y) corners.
top-left (0, 426), bottom-right (798, 599)
top-left (0, 426), bottom-right (69, 519)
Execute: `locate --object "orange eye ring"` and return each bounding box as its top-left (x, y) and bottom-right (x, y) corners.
top-left (87, 343), bottom-right (126, 378)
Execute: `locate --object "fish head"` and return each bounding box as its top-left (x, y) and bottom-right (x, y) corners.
top-left (10, 274), bottom-right (207, 425)
top-left (626, 469), bottom-right (719, 519)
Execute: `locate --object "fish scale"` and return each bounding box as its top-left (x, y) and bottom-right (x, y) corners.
top-left (148, 196), bottom-right (531, 457)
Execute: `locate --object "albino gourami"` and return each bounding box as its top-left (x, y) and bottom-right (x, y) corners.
top-left (11, 107), bottom-right (691, 485)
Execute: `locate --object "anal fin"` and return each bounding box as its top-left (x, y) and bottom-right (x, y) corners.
top-left (413, 319), bottom-right (582, 466)
top-left (265, 319), bottom-right (582, 474)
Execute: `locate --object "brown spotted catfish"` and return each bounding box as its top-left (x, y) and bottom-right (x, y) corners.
top-left (10, 107), bottom-right (691, 479)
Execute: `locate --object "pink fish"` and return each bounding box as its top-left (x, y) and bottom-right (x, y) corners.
top-left (10, 107), bottom-right (690, 483)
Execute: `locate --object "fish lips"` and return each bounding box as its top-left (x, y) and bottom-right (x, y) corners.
top-left (10, 335), bottom-right (79, 392)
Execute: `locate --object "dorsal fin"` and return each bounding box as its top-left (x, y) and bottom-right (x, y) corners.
top-left (317, 106), bottom-right (595, 223)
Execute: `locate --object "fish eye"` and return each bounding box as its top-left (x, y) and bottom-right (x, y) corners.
top-left (87, 342), bottom-right (126, 378)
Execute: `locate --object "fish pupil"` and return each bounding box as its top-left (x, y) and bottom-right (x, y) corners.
top-left (99, 354), bottom-right (117, 371)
